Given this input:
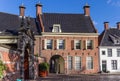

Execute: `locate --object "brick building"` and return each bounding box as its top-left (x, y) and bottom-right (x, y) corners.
top-left (34, 3), bottom-right (99, 74)
top-left (0, 3), bottom-right (99, 80)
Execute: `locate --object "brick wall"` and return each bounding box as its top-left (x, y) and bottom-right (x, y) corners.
top-left (34, 35), bottom-right (99, 74)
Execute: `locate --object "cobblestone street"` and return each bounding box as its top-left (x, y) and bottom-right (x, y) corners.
top-left (36, 74), bottom-right (120, 81)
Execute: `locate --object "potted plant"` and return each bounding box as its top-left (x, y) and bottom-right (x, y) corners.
top-left (38, 62), bottom-right (49, 77)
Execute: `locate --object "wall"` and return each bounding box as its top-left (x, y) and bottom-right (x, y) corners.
top-left (35, 34), bottom-right (99, 74)
top-left (99, 46), bottom-right (120, 73)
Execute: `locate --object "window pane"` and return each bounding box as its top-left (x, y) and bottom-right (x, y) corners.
top-left (87, 40), bottom-right (92, 49)
top-left (87, 56), bottom-right (93, 69)
top-left (111, 60), bottom-right (117, 70)
top-left (75, 40), bottom-right (81, 49)
top-left (108, 49), bottom-right (112, 57)
top-left (54, 26), bottom-right (59, 32)
top-left (102, 51), bottom-right (105, 55)
top-left (47, 39), bottom-right (52, 49)
top-left (117, 49), bottom-right (120, 57)
top-left (68, 56), bottom-right (72, 70)
top-left (59, 40), bottom-right (65, 49)
top-left (75, 56), bottom-right (81, 70)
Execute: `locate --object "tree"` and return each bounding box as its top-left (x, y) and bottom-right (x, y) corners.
top-left (0, 60), bottom-right (6, 78)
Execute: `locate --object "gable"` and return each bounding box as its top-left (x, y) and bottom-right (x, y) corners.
top-left (100, 29), bottom-right (120, 46)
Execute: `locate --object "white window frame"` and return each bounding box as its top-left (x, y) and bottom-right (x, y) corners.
top-left (75, 56), bottom-right (81, 70)
top-left (46, 39), bottom-right (53, 49)
top-left (68, 56), bottom-right (73, 70)
top-left (117, 49), bottom-right (120, 57)
top-left (86, 40), bottom-right (93, 49)
top-left (108, 48), bottom-right (112, 57)
top-left (86, 56), bottom-right (93, 70)
top-left (74, 40), bottom-right (81, 50)
top-left (52, 24), bottom-right (62, 32)
top-left (111, 60), bottom-right (117, 70)
top-left (57, 39), bottom-right (65, 49)
top-left (44, 39), bottom-right (53, 50)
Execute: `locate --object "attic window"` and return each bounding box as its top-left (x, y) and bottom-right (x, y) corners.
top-left (114, 39), bottom-right (120, 44)
top-left (109, 34), bottom-right (120, 45)
top-left (52, 24), bottom-right (61, 32)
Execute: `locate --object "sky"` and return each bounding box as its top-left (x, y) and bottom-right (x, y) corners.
top-left (0, 0), bottom-right (120, 33)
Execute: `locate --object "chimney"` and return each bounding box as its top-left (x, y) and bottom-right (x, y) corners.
top-left (117, 22), bottom-right (120, 30)
top-left (83, 3), bottom-right (90, 16)
top-left (19, 4), bottom-right (26, 17)
top-left (104, 22), bottom-right (109, 30)
top-left (36, 3), bottom-right (42, 16)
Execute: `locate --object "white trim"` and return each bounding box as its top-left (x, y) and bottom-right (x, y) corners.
top-left (0, 36), bottom-right (17, 38)
top-left (75, 56), bottom-right (81, 70)
top-left (41, 32), bottom-right (98, 37)
top-left (99, 46), bottom-right (120, 48)
top-left (74, 40), bottom-right (81, 50)
top-left (67, 56), bottom-right (73, 70)
top-left (0, 39), bottom-right (17, 43)
top-left (86, 56), bottom-right (94, 70)
top-left (52, 24), bottom-right (62, 32)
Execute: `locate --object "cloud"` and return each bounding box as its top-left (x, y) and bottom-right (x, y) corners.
top-left (107, 0), bottom-right (120, 7)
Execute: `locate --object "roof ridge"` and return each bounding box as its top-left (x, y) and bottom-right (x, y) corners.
top-left (0, 12), bottom-right (18, 16)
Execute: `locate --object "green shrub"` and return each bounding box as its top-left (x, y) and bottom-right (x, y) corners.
top-left (0, 60), bottom-right (6, 78)
top-left (39, 62), bottom-right (49, 71)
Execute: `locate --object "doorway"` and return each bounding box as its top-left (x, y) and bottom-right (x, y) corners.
top-left (50, 55), bottom-right (64, 74)
top-left (24, 47), bottom-right (29, 79)
top-left (102, 60), bottom-right (107, 72)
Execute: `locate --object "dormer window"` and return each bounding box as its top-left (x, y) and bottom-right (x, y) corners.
top-left (52, 24), bottom-right (61, 32)
top-left (114, 39), bottom-right (120, 44)
top-left (109, 34), bottom-right (120, 45)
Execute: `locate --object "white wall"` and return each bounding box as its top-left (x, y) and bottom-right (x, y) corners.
top-left (99, 46), bottom-right (120, 73)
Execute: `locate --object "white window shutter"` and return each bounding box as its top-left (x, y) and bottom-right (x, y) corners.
top-left (44, 39), bottom-right (47, 49)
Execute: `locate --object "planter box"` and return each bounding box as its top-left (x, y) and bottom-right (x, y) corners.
top-left (39, 71), bottom-right (48, 77)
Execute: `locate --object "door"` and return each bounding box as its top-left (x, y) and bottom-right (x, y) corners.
top-left (102, 60), bottom-right (107, 72)
top-left (24, 49), bottom-right (29, 79)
